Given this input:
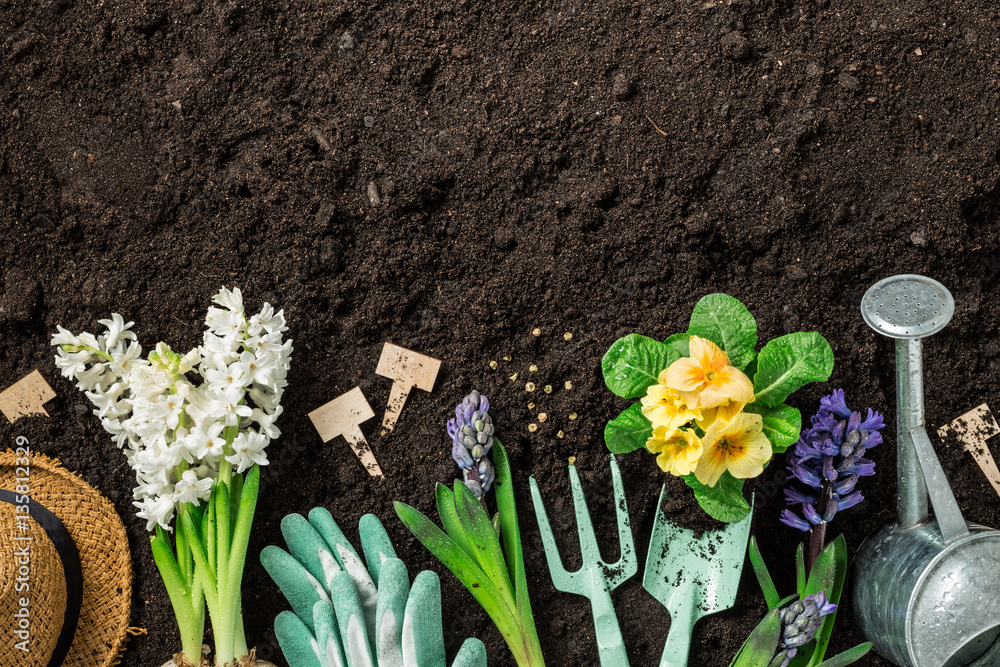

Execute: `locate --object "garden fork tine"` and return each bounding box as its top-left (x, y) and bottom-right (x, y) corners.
top-left (529, 455), bottom-right (636, 667)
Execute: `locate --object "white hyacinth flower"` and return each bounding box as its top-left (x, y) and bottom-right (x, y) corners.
top-left (52, 287), bottom-right (292, 532)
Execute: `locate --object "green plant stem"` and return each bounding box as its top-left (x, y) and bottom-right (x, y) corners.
top-left (151, 505), bottom-right (205, 663)
top-left (183, 464), bottom-right (259, 666)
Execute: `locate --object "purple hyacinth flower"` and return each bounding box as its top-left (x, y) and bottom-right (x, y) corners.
top-left (780, 509), bottom-right (812, 532)
top-left (782, 390), bottom-right (884, 531)
top-left (448, 390), bottom-right (497, 499)
top-left (819, 389), bottom-right (852, 419)
top-left (784, 487), bottom-right (818, 506)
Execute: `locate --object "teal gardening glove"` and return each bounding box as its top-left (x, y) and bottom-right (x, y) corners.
top-left (261, 509), bottom-right (487, 667)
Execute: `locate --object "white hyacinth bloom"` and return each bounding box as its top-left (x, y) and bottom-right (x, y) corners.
top-left (52, 286), bottom-right (292, 532)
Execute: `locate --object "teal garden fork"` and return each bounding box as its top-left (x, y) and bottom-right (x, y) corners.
top-left (529, 455), bottom-right (637, 667)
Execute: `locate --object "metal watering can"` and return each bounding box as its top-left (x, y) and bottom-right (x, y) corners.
top-left (851, 275), bottom-right (1000, 667)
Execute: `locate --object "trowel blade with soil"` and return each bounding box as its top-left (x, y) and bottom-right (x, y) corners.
top-left (643, 486), bottom-right (753, 667)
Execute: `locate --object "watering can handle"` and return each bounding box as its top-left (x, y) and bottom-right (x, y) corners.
top-left (588, 569), bottom-right (631, 667)
top-left (658, 598), bottom-right (695, 667)
top-left (909, 426), bottom-right (970, 544)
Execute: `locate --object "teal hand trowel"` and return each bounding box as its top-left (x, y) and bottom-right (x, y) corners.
top-left (644, 486), bottom-right (754, 667)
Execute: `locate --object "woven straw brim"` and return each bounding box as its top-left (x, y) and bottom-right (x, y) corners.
top-left (0, 499), bottom-right (67, 665)
top-left (0, 450), bottom-right (132, 667)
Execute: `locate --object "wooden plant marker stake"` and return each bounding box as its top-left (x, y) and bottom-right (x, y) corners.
top-left (938, 403), bottom-right (1000, 499)
top-left (0, 370), bottom-right (56, 423)
top-left (308, 387), bottom-right (384, 479)
top-left (375, 342), bottom-right (441, 435)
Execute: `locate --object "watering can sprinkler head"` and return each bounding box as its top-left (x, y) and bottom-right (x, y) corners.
top-left (852, 275), bottom-right (1000, 667)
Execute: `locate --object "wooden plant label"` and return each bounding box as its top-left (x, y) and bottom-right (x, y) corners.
top-left (308, 387), bottom-right (384, 479)
top-left (938, 403), bottom-right (1000, 499)
top-left (375, 342), bottom-right (441, 434)
top-left (0, 370), bottom-right (56, 423)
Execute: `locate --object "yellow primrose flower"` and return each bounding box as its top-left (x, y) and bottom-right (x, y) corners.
top-left (641, 369), bottom-right (702, 429)
top-left (646, 426), bottom-right (703, 477)
top-left (695, 399), bottom-right (747, 431)
top-left (663, 336), bottom-right (755, 410)
top-left (695, 412), bottom-right (772, 487)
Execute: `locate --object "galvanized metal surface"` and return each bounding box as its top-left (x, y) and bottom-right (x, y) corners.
top-left (854, 275), bottom-right (1000, 666)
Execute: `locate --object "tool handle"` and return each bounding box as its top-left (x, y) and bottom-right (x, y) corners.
top-left (659, 598), bottom-right (695, 667)
top-left (909, 426), bottom-right (969, 544)
top-left (589, 569), bottom-right (631, 667)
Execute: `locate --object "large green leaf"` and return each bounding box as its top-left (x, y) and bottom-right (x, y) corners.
top-left (664, 332), bottom-right (690, 358)
top-left (687, 293), bottom-right (758, 371)
top-left (604, 403), bottom-right (653, 454)
top-left (453, 480), bottom-right (515, 601)
top-left (748, 536), bottom-right (780, 610)
top-left (812, 643), bottom-right (872, 667)
top-left (728, 601), bottom-right (791, 667)
top-left (492, 440), bottom-right (545, 666)
top-left (601, 334), bottom-right (680, 399)
top-left (436, 484), bottom-right (478, 563)
top-left (745, 403), bottom-right (802, 453)
top-left (683, 472), bottom-right (751, 523)
top-left (394, 502), bottom-right (518, 629)
top-left (804, 535), bottom-right (849, 667)
top-left (753, 332), bottom-right (834, 408)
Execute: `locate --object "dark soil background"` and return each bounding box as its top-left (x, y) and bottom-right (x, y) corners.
top-left (4, 0), bottom-right (1000, 665)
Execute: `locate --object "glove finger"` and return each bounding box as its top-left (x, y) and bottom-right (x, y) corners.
top-left (334, 541), bottom-right (379, 644)
top-left (309, 507), bottom-right (361, 567)
top-left (274, 610), bottom-right (322, 667)
top-left (374, 558), bottom-right (409, 667)
top-left (359, 513), bottom-right (398, 584)
top-left (314, 600), bottom-right (347, 667)
top-left (331, 571), bottom-right (377, 667)
top-left (402, 571), bottom-right (446, 667)
top-left (309, 508), bottom-right (379, 643)
top-left (283, 513), bottom-right (340, 589)
top-left (262, 545), bottom-right (330, 633)
top-left (451, 638), bottom-right (488, 667)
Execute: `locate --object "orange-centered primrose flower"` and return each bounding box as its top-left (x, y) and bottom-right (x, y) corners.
top-left (663, 336), bottom-right (754, 410)
top-left (646, 426), bottom-right (703, 477)
top-left (695, 412), bottom-right (772, 487)
top-left (641, 369), bottom-right (702, 430)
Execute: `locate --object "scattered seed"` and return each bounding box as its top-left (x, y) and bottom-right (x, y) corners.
top-left (503, 355), bottom-right (511, 361)
top-left (528, 423), bottom-right (538, 432)
top-left (569, 412), bottom-right (578, 421)
top-left (538, 413), bottom-right (548, 423)
top-left (509, 372), bottom-right (519, 381)
top-left (544, 385), bottom-right (553, 393)
top-left (525, 382), bottom-right (536, 392)
top-left (489, 360), bottom-right (498, 370)
top-left (557, 430), bottom-right (565, 439)
top-left (529, 364), bottom-right (538, 373)
top-left (528, 402), bottom-right (535, 409)
top-left (532, 328), bottom-right (541, 337)
top-left (564, 332), bottom-right (573, 341)
top-left (564, 381), bottom-right (573, 390)
top-left (568, 455), bottom-right (576, 464)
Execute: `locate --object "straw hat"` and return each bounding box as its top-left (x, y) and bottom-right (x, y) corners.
top-left (0, 449), bottom-right (132, 667)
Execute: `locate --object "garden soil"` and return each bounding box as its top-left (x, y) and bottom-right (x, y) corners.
top-left (3, 0), bottom-right (1000, 665)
